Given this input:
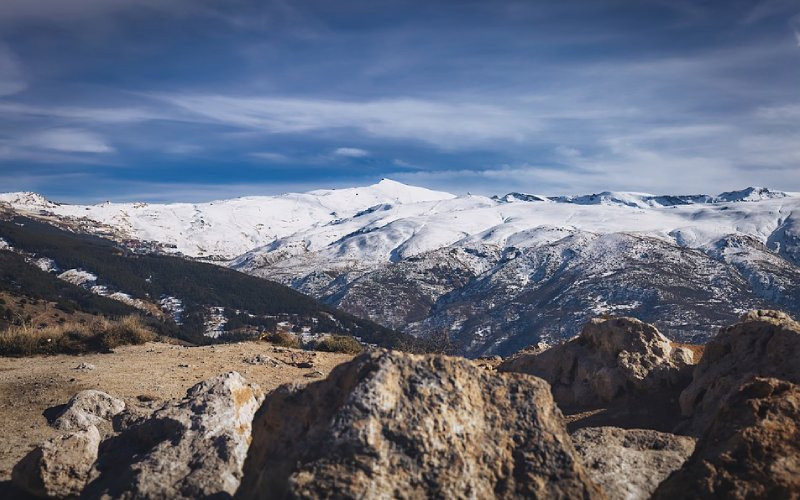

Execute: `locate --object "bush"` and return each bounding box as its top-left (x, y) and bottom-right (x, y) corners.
top-left (0, 315), bottom-right (156, 356)
top-left (259, 330), bottom-right (302, 349)
top-left (313, 335), bottom-right (364, 354)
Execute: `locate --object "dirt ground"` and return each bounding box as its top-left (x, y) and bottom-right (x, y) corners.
top-left (0, 340), bottom-right (354, 482)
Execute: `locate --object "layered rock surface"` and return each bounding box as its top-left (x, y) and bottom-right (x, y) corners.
top-left (498, 317), bottom-right (695, 414)
top-left (571, 427), bottom-right (695, 500)
top-left (237, 350), bottom-right (604, 499)
top-left (654, 377), bottom-right (800, 499)
top-left (679, 309), bottom-right (800, 434)
top-left (52, 389), bottom-right (126, 432)
top-left (84, 371), bottom-right (263, 499)
top-left (12, 426), bottom-right (101, 498)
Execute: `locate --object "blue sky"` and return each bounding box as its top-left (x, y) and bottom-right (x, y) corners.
top-left (0, 0), bottom-right (799, 202)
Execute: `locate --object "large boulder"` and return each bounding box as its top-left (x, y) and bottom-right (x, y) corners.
top-left (499, 317), bottom-right (695, 411)
top-left (52, 389), bottom-right (126, 432)
top-left (654, 377), bottom-right (800, 499)
top-left (236, 350), bottom-right (604, 499)
top-left (571, 427), bottom-right (695, 500)
top-left (83, 371), bottom-right (263, 499)
top-left (679, 310), bottom-right (800, 434)
top-left (12, 425), bottom-right (101, 498)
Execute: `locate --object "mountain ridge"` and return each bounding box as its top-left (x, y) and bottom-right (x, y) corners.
top-left (3, 180), bottom-right (799, 355)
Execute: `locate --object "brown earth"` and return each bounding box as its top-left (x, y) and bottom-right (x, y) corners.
top-left (0, 341), bottom-right (354, 483)
top-left (0, 291), bottom-right (98, 331)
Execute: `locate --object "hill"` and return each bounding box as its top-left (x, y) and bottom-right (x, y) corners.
top-left (0, 216), bottom-right (407, 348)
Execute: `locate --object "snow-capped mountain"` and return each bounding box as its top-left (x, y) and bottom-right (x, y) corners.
top-left (0, 179), bottom-right (454, 259)
top-left (2, 180), bottom-right (799, 356)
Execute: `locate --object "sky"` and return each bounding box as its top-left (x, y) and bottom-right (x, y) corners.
top-left (0, 0), bottom-right (799, 202)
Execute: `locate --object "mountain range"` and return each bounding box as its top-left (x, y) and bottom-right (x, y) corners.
top-left (2, 180), bottom-right (799, 356)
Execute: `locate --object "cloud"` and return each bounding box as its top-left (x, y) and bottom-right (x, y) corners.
top-left (249, 151), bottom-right (290, 162)
top-left (0, 44), bottom-right (25, 96)
top-left (0, 102), bottom-right (173, 123)
top-left (333, 147), bottom-right (369, 158)
top-left (24, 129), bottom-right (114, 153)
top-left (155, 94), bottom-right (537, 149)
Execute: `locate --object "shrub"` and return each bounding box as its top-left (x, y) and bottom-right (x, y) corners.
top-left (260, 330), bottom-right (302, 349)
top-left (0, 315), bottom-right (156, 356)
top-left (313, 335), bottom-right (364, 354)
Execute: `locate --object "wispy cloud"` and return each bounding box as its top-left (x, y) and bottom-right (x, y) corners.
top-left (23, 128), bottom-right (114, 153)
top-left (155, 94), bottom-right (537, 149)
top-left (333, 147), bottom-right (369, 158)
top-left (249, 151), bottom-right (290, 162)
top-left (0, 44), bottom-right (25, 96)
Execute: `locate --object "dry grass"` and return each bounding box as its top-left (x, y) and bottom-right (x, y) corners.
top-left (259, 330), bottom-right (302, 349)
top-left (0, 315), bottom-right (156, 356)
top-left (312, 335), bottom-right (364, 354)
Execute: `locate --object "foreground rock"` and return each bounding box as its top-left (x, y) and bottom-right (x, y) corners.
top-left (53, 389), bottom-right (126, 432)
top-left (12, 426), bottom-right (101, 498)
top-left (237, 350), bottom-right (604, 499)
top-left (654, 377), bottom-right (800, 499)
top-left (83, 371), bottom-right (263, 499)
top-left (571, 427), bottom-right (695, 500)
top-left (499, 317), bottom-right (695, 414)
top-left (679, 310), bottom-right (800, 434)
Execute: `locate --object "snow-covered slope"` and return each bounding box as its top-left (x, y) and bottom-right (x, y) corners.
top-left (3, 180), bottom-right (799, 355)
top-left (232, 186), bottom-right (800, 272)
top-left (0, 179), bottom-right (454, 259)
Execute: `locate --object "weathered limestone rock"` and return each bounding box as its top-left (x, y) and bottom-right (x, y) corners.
top-left (571, 427), bottom-right (695, 500)
top-left (654, 377), bottom-right (800, 499)
top-left (12, 425), bottom-right (101, 498)
top-left (499, 317), bottom-right (695, 410)
top-left (237, 350), bottom-right (604, 500)
top-left (84, 371), bottom-right (263, 499)
top-left (53, 389), bottom-right (126, 432)
top-left (679, 310), bottom-right (800, 434)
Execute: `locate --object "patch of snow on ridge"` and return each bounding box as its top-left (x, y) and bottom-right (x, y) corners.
top-left (160, 296), bottom-right (184, 325)
top-left (204, 306), bottom-right (227, 338)
top-left (58, 269), bottom-right (98, 287)
top-left (32, 257), bottom-right (58, 272)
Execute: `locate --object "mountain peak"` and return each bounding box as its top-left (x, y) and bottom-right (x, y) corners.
top-left (715, 187), bottom-right (788, 203)
top-left (0, 191), bottom-right (55, 207)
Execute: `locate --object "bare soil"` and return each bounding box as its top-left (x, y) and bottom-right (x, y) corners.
top-left (0, 340), bottom-right (354, 482)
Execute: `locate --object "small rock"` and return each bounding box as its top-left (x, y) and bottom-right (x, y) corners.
top-left (572, 427), bottom-right (695, 500)
top-left (75, 362), bottom-right (96, 371)
top-left (12, 425), bottom-right (101, 498)
top-left (243, 354), bottom-right (280, 367)
top-left (303, 370), bottom-right (324, 378)
top-left (178, 363), bottom-right (191, 368)
top-left (53, 390), bottom-right (126, 432)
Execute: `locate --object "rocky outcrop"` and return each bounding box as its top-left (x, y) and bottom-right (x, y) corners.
top-left (571, 427), bottom-right (695, 500)
top-left (83, 371), bottom-right (263, 499)
top-left (654, 377), bottom-right (800, 499)
top-left (12, 425), bottom-right (101, 498)
top-left (679, 310), bottom-right (800, 434)
top-left (499, 317), bottom-right (696, 411)
top-left (237, 350), bottom-right (604, 499)
top-left (53, 389), bottom-right (126, 432)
